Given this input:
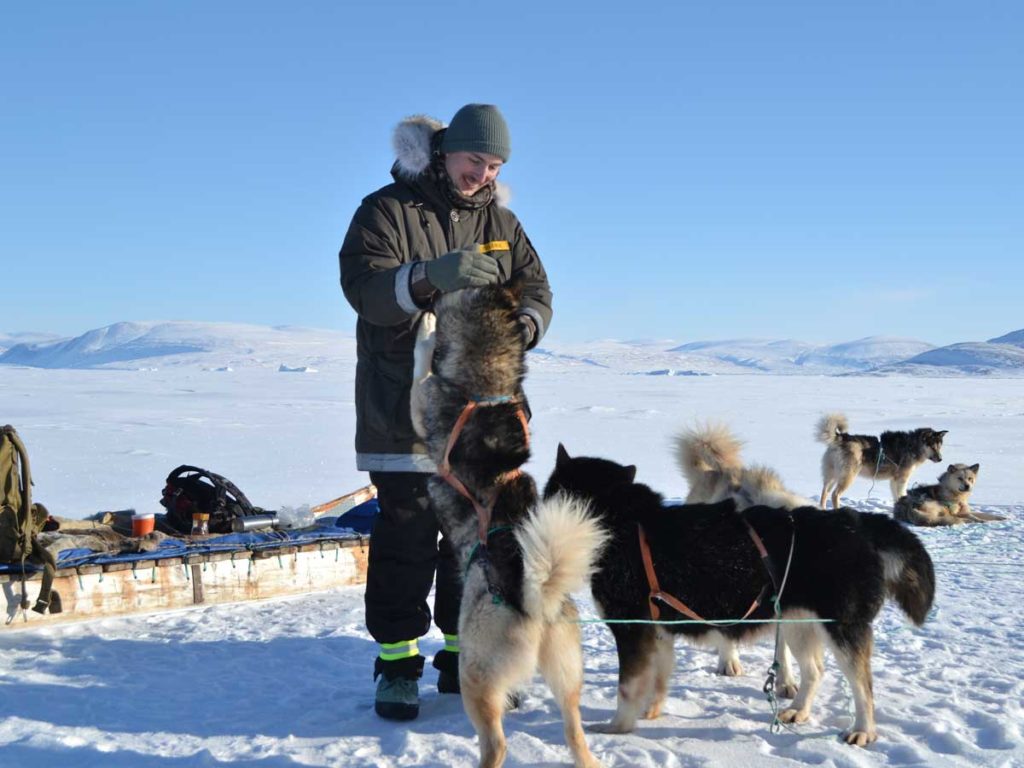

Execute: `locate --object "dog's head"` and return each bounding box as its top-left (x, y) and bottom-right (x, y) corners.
top-left (446, 401), bottom-right (531, 480)
top-left (543, 443), bottom-right (637, 501)
top-left (431, 283), bottom-right (525, 395)
top-left (940, 463), bottom-right (979, 494)
top-left (917, 428), bottom-right (948, 462)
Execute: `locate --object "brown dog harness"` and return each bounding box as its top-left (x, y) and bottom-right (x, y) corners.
top-left (638, 514), bottom-right (781, 624)
top-left (437, 396), bottom-right (530, 544)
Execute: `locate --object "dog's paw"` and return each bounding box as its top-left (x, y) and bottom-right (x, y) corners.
top-left (717, 657), bottom-right (743, 676)
top-left (778, 707), bottom-right (811, 725)
top-left (417, 311), bottom-right (436, 337)
top-left (642, 702), bottom-right (662, 720)
top-left (587, 720), bottom-right (635, 734)
top-left (843, 728), bottom-right (878, 747)
top-left (775, 680), bottom-right (799, 699)
top-left (574, 753), bottom-right (604, 768)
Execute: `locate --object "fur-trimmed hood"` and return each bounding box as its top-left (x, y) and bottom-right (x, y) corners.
top-left (391, 114), bottom-right (511, 206)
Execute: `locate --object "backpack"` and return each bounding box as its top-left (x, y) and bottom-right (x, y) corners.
top-left (0, 425), bottom-right (60, 614)
top-left (160, 465), bottom-right (262, 534)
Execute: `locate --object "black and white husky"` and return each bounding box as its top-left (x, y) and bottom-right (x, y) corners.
top-left (816, 413), bottom-right (947, 508)
top-left (545, 444), bottom-right (936, 746)
top-left (411, 285), bottom-right (607, 768)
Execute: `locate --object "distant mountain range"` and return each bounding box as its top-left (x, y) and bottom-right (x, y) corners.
top-left (0, 321), bottom-right (355, 372)
top-left (1, 321), bottom-right (1022, 376)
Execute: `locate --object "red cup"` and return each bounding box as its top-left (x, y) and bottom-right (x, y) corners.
top-left (132, 513), bottom-right (155, 537)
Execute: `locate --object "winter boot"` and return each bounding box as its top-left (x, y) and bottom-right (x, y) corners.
top-left (433, 645), bottom-right (460, 694)
top-left (374, 655), bottom-right (424, 721)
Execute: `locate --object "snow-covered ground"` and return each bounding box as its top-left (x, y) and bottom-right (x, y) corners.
top-left (1, 340), bottom-right (1023, 767)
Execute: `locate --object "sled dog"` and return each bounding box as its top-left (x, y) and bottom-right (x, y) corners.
top-left (894, 463), bottom-right (1002, 526)
top-left (545, 444), bottom-right (935, 746)
top-left (411, 285), bottom-right (607, 768)
top-left (816, 413), bottom-right (947, 508)
top-left (674, 423), bottom-right (810, 695)
top-left (675, 422), bottom-right (808, 512)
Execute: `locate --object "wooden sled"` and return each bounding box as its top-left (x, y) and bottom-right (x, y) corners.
top-left (1, 485), bottom-right (376, 632)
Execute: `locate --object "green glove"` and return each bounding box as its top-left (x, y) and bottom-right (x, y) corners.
top-left (424, 248), bottom-right (501, 292)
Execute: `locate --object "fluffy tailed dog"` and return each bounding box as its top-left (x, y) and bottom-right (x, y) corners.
top-left (675, 423), bottom-right (808, 511)
top-left (674, 423), bottom-right (809, 695)
top-left (411, 285), bottom-right (607, 768)
top-left (894, 463), bottom-right (1003, 526)
top-left (816, 413), bottom-right (947, 508)
top-left (545, 445), bottom-right (936, 746)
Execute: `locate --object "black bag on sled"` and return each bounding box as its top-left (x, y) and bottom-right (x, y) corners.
top-left (160, 465), bottom-right (262, 534)
top-left (0, 425), bottom-right (61, 613)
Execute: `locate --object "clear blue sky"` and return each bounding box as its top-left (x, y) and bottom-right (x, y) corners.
top-left (2, 1), bottom-right (1021, 345)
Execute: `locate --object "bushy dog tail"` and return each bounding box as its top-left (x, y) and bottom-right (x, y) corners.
top-left (515, 493), bottom-right (608, 623)
top-left (860, 513), bottom-right (935, 625)
top-left (815, 413), bottom-right (849, 445)
top-left (742, 465), bottom-right (810, 509)
top-left (674, 423), bottom-right (744, 488)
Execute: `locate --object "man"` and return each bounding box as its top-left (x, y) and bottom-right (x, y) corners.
top-left (338, 104), bottom-right (553, 720)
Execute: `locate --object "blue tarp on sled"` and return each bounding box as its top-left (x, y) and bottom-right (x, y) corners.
top-left (0, 498), bottom-right (379, 574)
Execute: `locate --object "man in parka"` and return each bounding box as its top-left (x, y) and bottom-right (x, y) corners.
top-left (338, 104), bottom-right (552, 720)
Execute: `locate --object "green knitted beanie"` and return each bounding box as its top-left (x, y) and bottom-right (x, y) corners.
top-left (440, 104), bottom-right (511, 162)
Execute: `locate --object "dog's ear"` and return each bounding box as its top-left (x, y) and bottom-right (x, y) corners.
top-left (625, 465), bottom-right (637, 483)
top-left (970, 463), bottom-right (980, 473)
top-left (556, 443), bottom-right (571, 465)
top-left (948, 464), bottom-right (957, 473)
top-left (504, 275), bottom-right (525, 304)
top-left (937, 430), bottom-right (948, 438)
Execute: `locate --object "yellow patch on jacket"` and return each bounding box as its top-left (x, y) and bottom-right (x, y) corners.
top-left (478, 241), bottom-right (510, 254)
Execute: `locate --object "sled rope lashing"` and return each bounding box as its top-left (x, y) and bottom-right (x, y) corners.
top-left (436, 395), bottom-right (530, 545)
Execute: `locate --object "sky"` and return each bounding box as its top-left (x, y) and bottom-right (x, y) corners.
top-left (2, 1), bottom-right (1022, 346)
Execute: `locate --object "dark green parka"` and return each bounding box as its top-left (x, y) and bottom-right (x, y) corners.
top-left (339, 116), bottom-right (553, 473)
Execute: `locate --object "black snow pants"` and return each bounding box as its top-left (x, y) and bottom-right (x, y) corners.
top-left (364, 472), bottom-right (461, 645)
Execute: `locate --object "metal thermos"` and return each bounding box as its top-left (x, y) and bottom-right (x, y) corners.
top-left (231, 513), bottom-right (279, 532)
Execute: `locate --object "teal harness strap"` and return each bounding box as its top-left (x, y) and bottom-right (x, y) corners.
top-left (867, 444), bottom-right (889, 498)
top-left (464, 525), bottom-right (514, 576)
top-left (472, 394), bottom-right (516, 404)
top-left (465, 525), bottom-right (515, 605)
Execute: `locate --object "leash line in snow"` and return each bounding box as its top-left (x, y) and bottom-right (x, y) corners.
top-left (575, 617), bottom-right (834, 626)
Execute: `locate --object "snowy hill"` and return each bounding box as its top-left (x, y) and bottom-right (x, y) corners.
top-left (4, 321), bottom-right (1024, 376)
top-left (794, 337), bottom-right (935, 370)
top-left (0, 321), bottom-right (355, 371)
top-left (538, 336), bottom-right (943, 376)
top-left (668, 338), bottom-right (818, 373)
top-left (989, 328), bottom-right (1024, 347)
top-left (0, 330), bottom-right (65, 356)
top-left (873, 342), bottom-right (1024, 376)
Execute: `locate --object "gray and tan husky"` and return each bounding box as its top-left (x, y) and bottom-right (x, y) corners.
top-left (816, 413), bottom-right (947, 508)
top-left (894, 463), bottom-right (1003, 526)
top-left (411, 284), bottom-right (607, 768)
top-left (674, 423), bottom-right (811, 696)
